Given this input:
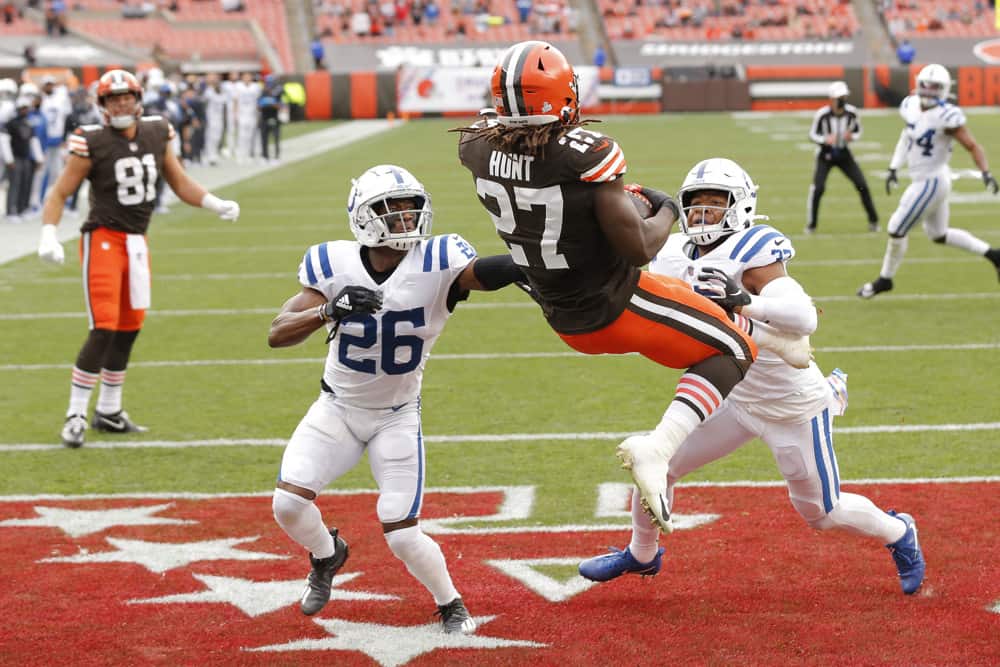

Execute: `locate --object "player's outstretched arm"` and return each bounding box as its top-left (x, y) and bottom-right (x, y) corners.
top-left (456, 254), bottom-right (527, 292)
top-left (161, 145), bottom-right (240, 220)
top-left (594, 179), bottom-right (678, 266)
top-left (38, 153), bottom-right (90, 265)
top-left (738, 263), bottom-right (817, 337)
top-left (949, 125), bottom-right (995, 192)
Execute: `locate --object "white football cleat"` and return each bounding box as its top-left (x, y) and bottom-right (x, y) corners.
top-left (752, 325), bottom-right (813, 369)
top-left (616, 432), bottom-right (679, 533)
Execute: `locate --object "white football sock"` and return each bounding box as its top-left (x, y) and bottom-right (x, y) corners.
top-left (879, 235), bottom-right (908, 279)
top-left (68, 367), bottom-right (99, 417)
top-left (943, 228), bottom-right (989, 255)
top-left (384, 525), bottom-right (459, 606)
top-left (96, 369), bottom-right (126, 415)
top-left (819, 492), bottom-right (907, 544)
top-left (629, 486), bottom-right (662, 563)
top-left (272, 488), bottom-right (336, 558)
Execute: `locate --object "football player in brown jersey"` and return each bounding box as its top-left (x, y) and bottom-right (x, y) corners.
top-left (37, 69), bottom-right (240, 449)
top-left (456, 41), bottom-right (811, 532)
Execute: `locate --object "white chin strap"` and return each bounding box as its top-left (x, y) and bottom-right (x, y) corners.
top-left (109, 115), bottom-right (136, 129)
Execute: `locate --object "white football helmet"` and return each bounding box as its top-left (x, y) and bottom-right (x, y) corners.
top-left (677, 158), bottom-right (760, 246)
top-left (347, 165), bottom-right (432, 251)
top-left (915, 64), bottom-right (951, 109)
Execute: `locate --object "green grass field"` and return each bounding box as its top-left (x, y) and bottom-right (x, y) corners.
top-left (2, 112), bottom-right (998, 509)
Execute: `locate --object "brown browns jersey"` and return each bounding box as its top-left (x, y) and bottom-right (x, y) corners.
top-left (458, 124), bottom-right (638, 334)
top-left (69, 116), bottom-right (175, 235)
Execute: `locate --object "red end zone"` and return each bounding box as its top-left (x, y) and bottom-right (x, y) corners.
top-left (0, 483), bottom-right (997, 666)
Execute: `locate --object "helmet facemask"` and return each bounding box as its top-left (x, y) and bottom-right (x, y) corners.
top-left (677, 158), bottom-right (762, 246)
top-left (915, 65), bottom-right (951, 110)
top-left (101, 91), bottom-right (142, 129)
top-left (348, 165), bottom-right (433, 251)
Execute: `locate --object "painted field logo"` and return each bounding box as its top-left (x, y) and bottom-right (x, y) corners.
top-left (0, 483), bottom-right (998, 666)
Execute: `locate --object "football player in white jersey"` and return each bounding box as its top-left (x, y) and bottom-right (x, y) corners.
top-left (268, 164), bottom-right (527, 632)
top-left (859, 64), bottom-right (1000, 298)
top-left (579, 158), bottom-right (926, 595)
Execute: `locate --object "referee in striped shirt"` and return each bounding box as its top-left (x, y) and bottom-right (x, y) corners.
top-left (805, 81), bottom-right (878, 234)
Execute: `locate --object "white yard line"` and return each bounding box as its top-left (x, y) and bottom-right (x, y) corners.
top-left (2, 342), bottom-right (998, 372)
top-left (3, 422), bottom-right (1000, 451)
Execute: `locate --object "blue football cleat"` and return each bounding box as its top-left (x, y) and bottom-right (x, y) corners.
top-left (886, 510), bottom-right (925, 595)
top-left (579, 546), bottom-right (665, 582)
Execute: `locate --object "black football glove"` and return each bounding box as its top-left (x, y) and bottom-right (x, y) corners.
top-left (628, 184), bottom-right (681, 221)
top-left (983, 171), bottom-right (998, 195)
top-left (322, 285), bottom-right (382, 343)
top-left (695, 266), bottom-right (751, 313)
top-left (885, 168), bottom-right (898, 196)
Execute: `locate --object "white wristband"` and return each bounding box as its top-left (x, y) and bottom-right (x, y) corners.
top-left (201, 193), bottom-right (224, 213)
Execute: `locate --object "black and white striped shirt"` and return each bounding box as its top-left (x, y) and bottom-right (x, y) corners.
top-left (809, 104), bottom-right (862, 151)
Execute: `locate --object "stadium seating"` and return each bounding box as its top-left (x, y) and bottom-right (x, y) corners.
top-left (879, 0), bottom-right (995, 40)
top-left (314, 0), bottom-right (570, 45)
top-left (600, 0), bottom-right (859, 41)
top-left (64, 0), bottom-right (293, 70)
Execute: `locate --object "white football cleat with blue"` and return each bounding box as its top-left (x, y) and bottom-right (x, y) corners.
top-left (616, 433), bottom-right (678, 533)
top-left (579, 546), bottom-right (665, 582)
top-left (886, 510), bottom-right (925, 595)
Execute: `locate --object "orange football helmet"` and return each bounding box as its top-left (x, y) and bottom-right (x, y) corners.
top-left (491, 41), bottom-right (579, 126)
top-left (96, 69), bottom-right (143, 128)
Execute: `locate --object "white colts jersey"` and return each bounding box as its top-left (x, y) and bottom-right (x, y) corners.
top-left (234, 81), bottom-right (261, 121)
top-left (651, 225), bottom-right (828, 422)
top-left (899, 95), bottom-right (965, 181)
top-left (297, 235), bottom-right (477, 409)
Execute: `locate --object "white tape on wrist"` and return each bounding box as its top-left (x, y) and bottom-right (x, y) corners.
top-left (201, 193), bottom-right (224, 213)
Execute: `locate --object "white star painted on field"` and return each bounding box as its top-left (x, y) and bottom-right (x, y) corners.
top-left (0, 503), bottom-right (195, 537)
top-left (247, 616), bottom-right (545, 666)
top-left (39, 536), bottom-right (287, 573)
top-left (487, 557), bottom-right (597, 602)
top-left (128, 572), bottom-right (397, 617)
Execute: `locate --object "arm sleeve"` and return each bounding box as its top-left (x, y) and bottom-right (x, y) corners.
top-left (740, 275), bottom-right (817, 336)
top-left (889, 128), bottom-right (908, 171)
top-left (808, 109), bottom-right (825, 145)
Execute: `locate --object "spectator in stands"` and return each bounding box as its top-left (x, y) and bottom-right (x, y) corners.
top-left (221, 0), bottom-right (244, 12)
top-left (896, 38), bottom-right (915, 65)
top-left (45, 0), bottom-right (68, 36)
top-left (593, 45), bottom-right (606, 67)
top-left (516, 0), bottom-right (531, 23)
top-left (311, 35), bottom-right (325, 69)
top-left (4, 0), bottom-right (20, 25)
top-left (23, 45), bottom-right (37, 67)
top-left (424, 0), bottom-right (439, 23)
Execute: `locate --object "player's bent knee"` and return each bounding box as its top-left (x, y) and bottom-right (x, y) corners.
top-left (789, 494), bottom-right (831, 528)
top-left (806, 514), bottom-right (837, 531)
top-left (383, 523), bottom-right (426, 561)
top-left (377, 491), bottom-right (418, 525)
top-left (931, 234), bottom-right (946, 244)
top-left (272, 487), bottom-right (313, 524)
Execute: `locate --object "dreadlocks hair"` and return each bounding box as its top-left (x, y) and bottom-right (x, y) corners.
top-left (450, 118), bottom-right (601, 159)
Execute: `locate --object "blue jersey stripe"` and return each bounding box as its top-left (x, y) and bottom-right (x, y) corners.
top-left (812, 416), bottom-right (833, 514)
top-left (406, 402), bottom-right (425, 520)
top-left (739, 232), bottom-right (782, 263)
top-left (423, 240), bottom-right (434, 272)
top-left (901, 178), bottom-right (938, 235)
top-left (898, 179), bottom-right (931, 231)
top-left (438, 235), bottom-right (449, 270)
top-left (304, 250), bottom-right (318, 285)
top-left (728, 225), bottom-right (771, 260)
top-left (317, 243), bottom-right (333, 279)
top-left (822, 409), bottom-right (840, 499)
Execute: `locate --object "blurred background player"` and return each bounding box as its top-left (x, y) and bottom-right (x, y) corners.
top-left (3, 94), bottom-right (43, 223)
top-left (37, 74), bottom-right (73, 210)
top-left (257, 74), bottom-right (286, 164)
top-left (859, 64), bottom-right (1000, 299)
top-left (20, 81), bottom-right (46, 217)
top-left (233, 71), bottom-right (260, 163)
top-left (268, 164), bottom-right (528, 632)
top-left (578, 158), bottom-right (925, 597)
top-left (805, 81), bottom-right (878, 234)
top-left (0, 77), bottom-right (19, 203)
top-left (457, 40), bottom-right (810, 533)
top-left (202, 73), bottom-right (228, 165)
top-left (37, 69), bottom-right (240, 448)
